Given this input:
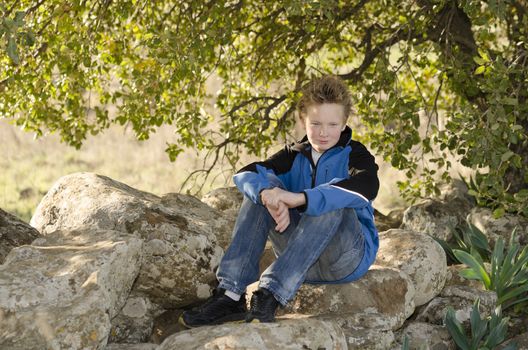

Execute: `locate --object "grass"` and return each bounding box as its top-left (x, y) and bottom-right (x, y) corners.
top-left (1, 119), bottom-right (407, 223)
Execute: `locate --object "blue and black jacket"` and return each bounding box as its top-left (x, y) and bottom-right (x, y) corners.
top-left (233, 126), bottom-right (380, 282)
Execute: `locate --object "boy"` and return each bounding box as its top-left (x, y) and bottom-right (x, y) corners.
top-left (180, 75), bottom-right (379, 327)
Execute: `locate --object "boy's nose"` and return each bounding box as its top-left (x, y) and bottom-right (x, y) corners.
top-left (319, 127), bottom-right (327, 136)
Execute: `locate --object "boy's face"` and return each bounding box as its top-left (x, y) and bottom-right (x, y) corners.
top-left (301, 103), bottom-right (347, 153)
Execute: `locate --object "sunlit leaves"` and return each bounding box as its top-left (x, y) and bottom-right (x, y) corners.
top-left (1, 0), bottom-right (527, 209)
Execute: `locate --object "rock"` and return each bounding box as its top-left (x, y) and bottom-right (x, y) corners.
top-left (109, 294), bottom-right (164, 344)
top-left (201, 186), bottom-right (276, 272)
top-left (201, 187), bottom-right (243, 217)
top-left (415, 286), bottom-right (496, 325)
top-left (105, 344), bottom-right (159, 350)
top-left (374, 209), bottom-right (403, 232)
top-left (444, 264), bottom-right (485, 290)
top-left (498, 332), bottom-right (528, 350)
top-left (396, 322), bottom-right (455, 350)
top-left (401, 199), bottom-right (471, 242)
top-left (259, 242), bottom-right (276, 274)
top-left (30, 173), bottom-right (232, 308)
top-left (468, 207), bottom-right (528, 246)
top-left (376, 229), bottom-right (447, 306)
top-left (439, 179), bottom-right (475, 206)
top-left (158, 318), bottom-right (348, 350)
top-left (149, 309), bottom-right (187, 344)
top-left (341, 325), bottom-right (394, 350)
top-left (0, 229), bottom-right (142, 350)
top-left (201, 187), bottom-right (242, 249)
top-left (278, 266), bottom-right (415, 331)
top-left (0, 208), bottom-right (41, 264)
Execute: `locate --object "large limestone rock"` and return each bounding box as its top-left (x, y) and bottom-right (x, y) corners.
top-left (376, 229), bottom-right (447, 306)
top-left (498, 332), bottom-right (528, 350)
top-left (0, 229), bottom-right (142, 350)
top-left (468, 207), bottom-right (528, 246)
top-left (415, 286), bottom-right (496, 325)
top-left (105, 344), bottom-right (159, 350)
top-left (401, 199), bottom-right (471, 241)
top-left (340, 326), bottom-right (395, 350)
top-left (108, 293), bottom-right (163, 344)
top-left (158, 318), bottom-right (348, 350)
top-left (444, 264), bottom-right (485, 290)
top-left (279, 266), bottom-right (416, 331)
top-left (396, 322), bottom-right (455, 350)
top-left (0, 208), bottom-right (41, 264)
top-left (30, 173), bottom-right (232, 308)
top-left (374, 208), bottom-right (403, 232)
top-left (201, 187), bottom-right (243, 217)
top-left (438, 179), bottom-right (475, 205)
top-left (201, 187), bottom-right (242, 249)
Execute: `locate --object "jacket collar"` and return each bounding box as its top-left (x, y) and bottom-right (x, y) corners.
top-left (292, 126), bottom-right (352, 154)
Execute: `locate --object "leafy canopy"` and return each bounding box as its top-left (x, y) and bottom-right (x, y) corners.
top-left (1, 0), bottom-right (527, 213)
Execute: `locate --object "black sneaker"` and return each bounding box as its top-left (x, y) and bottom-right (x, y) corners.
top-left (246, 288), bottom-right (279, 323)
top-left (179, 288), bottom-right (247, 328)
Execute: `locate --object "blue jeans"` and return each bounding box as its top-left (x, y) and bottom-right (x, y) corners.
top-left (216, 196), bottom-right (365, 306)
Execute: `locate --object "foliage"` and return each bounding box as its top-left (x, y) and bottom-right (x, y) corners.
top-left (453, 230), bottom-right (528, 310)
top-left (434, 218), bottom-right (492, 265)
top-left (401, 335), bottom-right (410, 350)
top-left (1, 1), bottom-right (528, 204)
top-left (444, 299), bottom-right (516, 350)
top-left (463, 173), bottom-right (528, 219)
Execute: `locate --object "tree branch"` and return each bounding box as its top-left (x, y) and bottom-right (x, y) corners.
top-left (25, 0), bottom-right (46, 15)
top-left (338, 26), bottom-right (419, 82)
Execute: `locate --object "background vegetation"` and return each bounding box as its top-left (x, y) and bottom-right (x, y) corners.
top-left (1, 0), bottom-right (527, 218)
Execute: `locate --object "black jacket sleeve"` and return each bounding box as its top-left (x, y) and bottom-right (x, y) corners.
top-left (236, 145), bottom-right (298, 176)
top-left (333, 141), bottom-right (379, 200)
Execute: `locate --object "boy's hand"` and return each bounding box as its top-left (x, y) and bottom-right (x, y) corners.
top-left (267, 201), bottom-right (290, 233)
top-left (260, 187), bottom-right (306, 233)
top-left (261, 187), bottom-right (306, 209)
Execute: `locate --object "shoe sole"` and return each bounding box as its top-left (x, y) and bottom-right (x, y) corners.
top-left (178, 313), bottom-right (247, 329)
top-left (246, 316), bottom-right (275, 323)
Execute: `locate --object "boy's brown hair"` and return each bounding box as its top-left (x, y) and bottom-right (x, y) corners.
top-left (297, 75), bottom-right (352, 120)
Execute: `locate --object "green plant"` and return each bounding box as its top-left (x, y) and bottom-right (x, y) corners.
top-left (444, 299), bottom-right (516, 350)
top-left (401, 335), bottom-right (410, 350)
top-left (434, 219), bottom-right (492, 265)
top-left (453, 230), bottom-right (528, 310)
top-left (2, 1), bottom-right (528, 207)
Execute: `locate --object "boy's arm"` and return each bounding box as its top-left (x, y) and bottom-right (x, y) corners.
top-left (303, 141), bottom-right (379, 215)
top-left (233, 145), bottom-right (297, 204)
top-left (332, 141), bottom-right (379, 200)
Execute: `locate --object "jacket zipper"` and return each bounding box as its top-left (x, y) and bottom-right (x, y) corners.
top-left (310, 151), bottom-right (330, 188)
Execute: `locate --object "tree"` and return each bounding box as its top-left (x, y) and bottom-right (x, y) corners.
top-left (1, 0), bottom-right (527, 216)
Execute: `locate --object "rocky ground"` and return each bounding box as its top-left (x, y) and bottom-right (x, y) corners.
top-left (1, 173), bottom-right (527, 349)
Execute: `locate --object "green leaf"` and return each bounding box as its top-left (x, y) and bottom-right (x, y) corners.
top-left (493, 207), bottom-right (505, 218)
top-left (475, 66), bottom-right (486, 75)
top-left (500, 151), bottom-right (515, 163)
top-left (498, 284), bottom-right (528, 305)
top-left (7, 36), bottom-right (19, 65)
top-left (501, 97), bottom-right (518, 105)
top-left (483, 317), bottom-right (508, 348)
top-left (473, 56), bottom-right (487, 65)
top-left (459, 268), bottom-right (482, 280)
top-left (469, 299), bottom-right (487, 347)
top-left (454, 249), bottom-right (491, 288)
top-left (445, 308), bottom-right (470, 350)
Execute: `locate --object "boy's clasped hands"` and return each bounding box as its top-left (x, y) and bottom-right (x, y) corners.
top-left (260, 187), bottom-right (306, 233)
